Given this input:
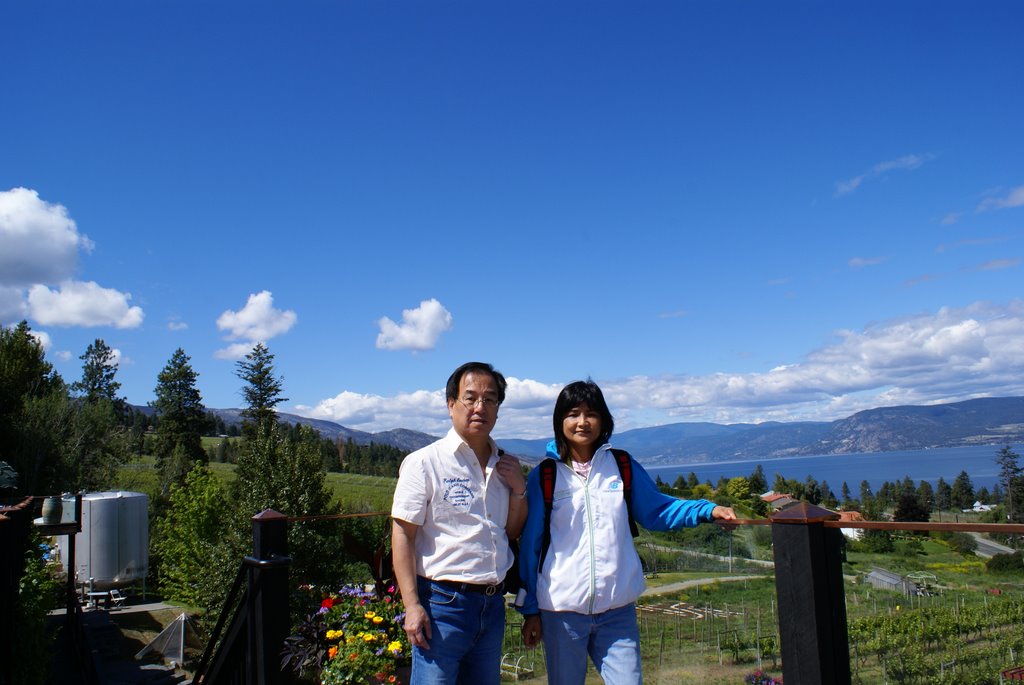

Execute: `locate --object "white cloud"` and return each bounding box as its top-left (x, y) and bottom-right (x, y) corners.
top-left (971, 258), bottom-right (1020, 272)
top-left (835, 153), bottom-right (934, 197)
top-left (936, 236), bottom-right (1006, 253)
top-left (0, 187), bottom-right (94, 287)
top-left (215, 291), bottom-right (297, 359)
top-left (298, 301), bottom-right (1024, 436)
top-left (167, 318), bottom-right (188, 331)
top-left (27, 281), bottom-right (144, 328)
top-left (376, 298), bottom-right (453, 351)
top-left (0, 188), bottom-right (145, 330)
top-left (977, 185), bottom-right (1024, 212)
top-left (214, 342), bottom-right (258, 361)
top-left (54, 350), bottom-right (72, 362)
top-left (940, 212), bottom-right (961, 226)
top-left (28, 329), bottom-right (52, 350)
top-left (298, 389), bottom-right (451, 435)
top-left (848, 256), bottom-right (888, 269)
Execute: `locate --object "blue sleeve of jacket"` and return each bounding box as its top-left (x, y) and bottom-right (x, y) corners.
top-left (516, 465), bottom-right (544, 615)
top-left (629, 457), bottom-right (717, 531)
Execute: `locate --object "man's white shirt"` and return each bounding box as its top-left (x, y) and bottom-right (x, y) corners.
top-left (391, 427), bottom-right (513, 584)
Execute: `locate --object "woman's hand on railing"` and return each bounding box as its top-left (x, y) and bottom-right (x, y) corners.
top-left (712, 505), bottom-right (738, 530)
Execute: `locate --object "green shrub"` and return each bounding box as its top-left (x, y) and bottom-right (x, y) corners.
top-left (986, 550), bottom-right (1024, 574)
top-left (12, 537), bottom-right (60, 685)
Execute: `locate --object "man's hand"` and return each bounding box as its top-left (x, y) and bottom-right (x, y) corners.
top-left (392, 519), bottom-right (431, 649)
top-left (402, 602), bottom-right (432, 650)
top-left (521, 614), bottom-right (542, 648)
top-left (495, 453), bottom-right (526, 495)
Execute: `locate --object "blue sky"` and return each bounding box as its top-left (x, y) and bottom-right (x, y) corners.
top-left (2, 1), bottom-right (1023, 439)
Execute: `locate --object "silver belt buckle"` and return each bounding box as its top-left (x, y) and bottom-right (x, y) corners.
top-left (485, 584), bottom-right (499, 596)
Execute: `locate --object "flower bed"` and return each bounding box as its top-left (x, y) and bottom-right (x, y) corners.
top-left (284, 584), bottom-right (411, 685)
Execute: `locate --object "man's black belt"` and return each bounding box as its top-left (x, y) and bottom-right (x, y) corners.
top-left (425, 577), bottom-right (505, 597)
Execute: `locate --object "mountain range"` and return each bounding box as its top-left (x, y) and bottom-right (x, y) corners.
top-left (203, 396), bottom-right (1024, 467)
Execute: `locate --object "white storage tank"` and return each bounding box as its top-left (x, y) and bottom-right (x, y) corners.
top-left (60, 491), bottom-right (149, 590)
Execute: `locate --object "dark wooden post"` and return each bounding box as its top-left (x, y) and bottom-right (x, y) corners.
top-left (771, 502), bottom-right (851, 684)
top-left (248, 509), bottom-right (292, 685)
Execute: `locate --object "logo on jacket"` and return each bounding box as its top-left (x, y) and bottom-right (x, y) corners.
top-left (443, 477), bottom-right (475, 509)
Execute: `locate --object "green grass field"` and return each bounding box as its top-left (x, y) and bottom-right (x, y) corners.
top-left (116, 455), bottom-right (395, 511)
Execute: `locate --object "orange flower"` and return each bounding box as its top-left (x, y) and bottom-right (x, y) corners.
top-left (328, 646), bottom-right (338, 659)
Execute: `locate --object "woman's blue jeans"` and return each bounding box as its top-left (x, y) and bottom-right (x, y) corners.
top-left (540, 603), bottom-right (642, 685)
top-left (410, 577), bottom-right (506, 685)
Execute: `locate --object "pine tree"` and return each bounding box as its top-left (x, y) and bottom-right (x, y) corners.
top-left (151, 348), bottom-right (207, 492)
top-left (950, 470), bottom-right (975, 511)
top-left (748, 464), bottom-right (768, 496)
top-left (0, 321), bottom-right (71, 494)
top-left (840, 482), bottom-right (854, 508)
top-left (935, 477), bottom-right (952, 511)
top-left (71, 339), bottom-right (122, 405)
top-left (995, 444), bottom-right (1022, 523)
top-left (235, 342), bottom-right (287, 429)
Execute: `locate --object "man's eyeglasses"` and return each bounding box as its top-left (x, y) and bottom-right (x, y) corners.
top-left (458, 396), bottom-right (500, 410)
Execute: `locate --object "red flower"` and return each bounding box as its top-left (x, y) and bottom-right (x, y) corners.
top-left (321, 597), bottom-right (335, 609)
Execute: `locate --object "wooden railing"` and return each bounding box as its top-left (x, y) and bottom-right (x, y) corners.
top-left (8, 496), bottom-right (1020, 685)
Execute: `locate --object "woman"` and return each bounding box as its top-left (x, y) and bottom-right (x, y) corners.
top-left (516, 380), bottom-right (736, 684)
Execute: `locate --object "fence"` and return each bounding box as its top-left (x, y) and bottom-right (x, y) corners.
top-left (189, 503), bottom-right (1024, 685)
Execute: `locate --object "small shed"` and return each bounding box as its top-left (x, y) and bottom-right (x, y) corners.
top-left (865, 567), bottom-right (920, 597)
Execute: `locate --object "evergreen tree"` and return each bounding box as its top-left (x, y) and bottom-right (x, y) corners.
top-left (748, 464), bottom-right (768, 496)
top-left (233, 423), bottom-right (337, 584)
top-left (0, 321), bottom-right (71, 494)
top-left (235, 342), bottom-right (287, 428)
top-left (820, 482), bottom-right (839, 509)
top-left (71, 339), bottom-right (122, 406)
top-left (804, 475), bottom-right (822, 505)
top-left (995, 445), bottom-right (1023, 523)
top-left (894, 491), bottom-right (931, 522)
top-left (950, 470), bottom-right (975, 510)
top-left (859, 480), bottom-right (874, 509)
top-left (151, 348), bottom-right (207, 493)
top-left (917, 480), bottom-right (935, 512)
top-left (66, 338), bottom-right (136, 490)
top-left (935, 477), bottom-right (952, 511)
top-left (840, 482), bottom-right (854, 508)
top-left (233, 353), bottom-right (337, 584)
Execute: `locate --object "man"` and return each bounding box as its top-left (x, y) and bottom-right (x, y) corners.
top-left (391, 361), bottom-right (528, 685)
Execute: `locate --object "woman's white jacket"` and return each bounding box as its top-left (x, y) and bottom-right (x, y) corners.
top-left (516, 443), bottom-right (717, 616)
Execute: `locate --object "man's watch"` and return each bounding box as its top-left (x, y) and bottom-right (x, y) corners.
top-left (512, 489), bottom-right (527, 499)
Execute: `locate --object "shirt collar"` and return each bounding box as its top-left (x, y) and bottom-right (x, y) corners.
top-left (443, 426), bottom-right (498, 460)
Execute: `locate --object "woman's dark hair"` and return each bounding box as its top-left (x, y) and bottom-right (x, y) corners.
top-left (552, 380), bottom-right (615, 461)
top-left (445, 361), bottom-right (507, 405)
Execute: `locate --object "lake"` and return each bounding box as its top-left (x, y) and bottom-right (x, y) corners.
top-left (646, 443), bottom-right (1024, 492)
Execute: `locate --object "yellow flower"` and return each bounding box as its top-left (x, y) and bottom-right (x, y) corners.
top-left (388, 640), bottom-right (403, 655)
top-left (372, 616), bottom-right (384, 624)
top-left (364, 611), bottom-right (376, 619)
top-left (363, 633), bottom-right (375, 642)
top-left (326, 629), bottom-right (343, 641)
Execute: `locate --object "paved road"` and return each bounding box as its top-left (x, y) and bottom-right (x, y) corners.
top-left (969, 532), bottom-right (1015, 558)
top-left (641, 575), bottom-right (767, 597)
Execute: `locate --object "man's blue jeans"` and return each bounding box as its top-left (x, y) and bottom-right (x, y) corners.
top-left (411, 577), bottom-right (505, 685)
top-left (539, 603), bottom-right (642, 685)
